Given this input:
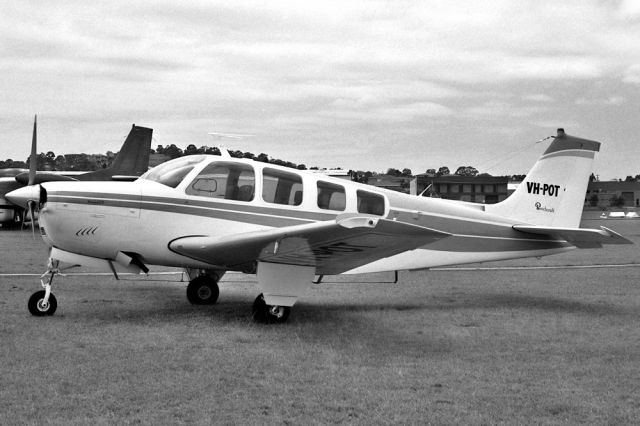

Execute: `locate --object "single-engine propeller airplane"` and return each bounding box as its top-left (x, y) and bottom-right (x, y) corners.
top-left (7, 128), bottom-right (632, 323)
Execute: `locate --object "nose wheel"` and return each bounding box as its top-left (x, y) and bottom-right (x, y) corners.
top-left (28, 290), bottom-right (57, 316)
top-left (252, 293), bottom-right (290, 324)
top-left (28, 264), bottom-right (59, 316)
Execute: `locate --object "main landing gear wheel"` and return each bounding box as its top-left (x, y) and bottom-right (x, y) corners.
top-left (28, 290), bottom-right (57, 316)
top-left (252, 293), bottom-right (290, 324)
top-left (186, 276), bottom-right (220, 305)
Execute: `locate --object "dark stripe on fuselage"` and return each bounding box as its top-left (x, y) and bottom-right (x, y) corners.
top-left (46, 191), bottom-right (565, 252)
top-left (48, 192), bottom-right (333, 228)
top-left (49, 190), bottom-right (336, 222)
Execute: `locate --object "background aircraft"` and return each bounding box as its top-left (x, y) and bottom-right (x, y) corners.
top-left (7, 128), bottom-right (632, 323)
top-left (0, 117), bottom-right (152, 226)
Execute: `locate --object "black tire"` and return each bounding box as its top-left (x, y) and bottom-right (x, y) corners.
top-left (186, 276), bottom-right (219, 305)
top-left (252, 293), bottom-right (290, 324)
top-left (28, 290), bottom-right (57, 316)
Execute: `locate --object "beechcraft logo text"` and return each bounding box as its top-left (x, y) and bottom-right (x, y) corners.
top-left (526, 182), bottom-right (560, 197)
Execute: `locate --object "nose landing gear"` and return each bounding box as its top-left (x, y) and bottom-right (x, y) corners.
top-left (28, 263), bottom-right (59, 316)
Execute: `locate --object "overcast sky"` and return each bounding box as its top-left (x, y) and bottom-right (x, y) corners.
top-left (1, 1), bottom-right (639, 179)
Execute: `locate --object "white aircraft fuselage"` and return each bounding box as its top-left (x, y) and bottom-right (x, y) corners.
top-left (7, 130), bottom-right (631, 322)
top-left (37, 155), bottom-right (572, 275)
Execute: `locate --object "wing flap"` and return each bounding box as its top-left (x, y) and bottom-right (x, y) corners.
top-left (513, 225), bottom-right (633, 248)
top-left (169, 215), bottom-right (451, 274)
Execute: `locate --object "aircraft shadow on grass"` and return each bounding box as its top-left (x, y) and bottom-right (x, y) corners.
top-left (55, 284), bottom-right (632, 323)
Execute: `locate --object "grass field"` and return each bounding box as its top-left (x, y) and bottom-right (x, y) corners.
top-left (1, 220), bottom-right (639, 424)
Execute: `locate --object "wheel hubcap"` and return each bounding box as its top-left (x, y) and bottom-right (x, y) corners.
top-left (197, 286), bottom-right (212, 300)
top-left (37, 300), bottom-right (49, 311)
top-left (269, 306), bottom-right (284, 318)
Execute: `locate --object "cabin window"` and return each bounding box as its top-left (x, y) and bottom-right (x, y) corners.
top-left (317, 181), bottom-right (346, 211)
top-left (186, 162), bottom-right (255, 201)
top-left (357, 190), bottom-right (385, 215)
top-left (262, 168), bottom-right (303, 205)
top-left (142, 155), bottom-right (206, 188)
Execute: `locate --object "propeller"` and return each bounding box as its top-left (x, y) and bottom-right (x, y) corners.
top-left (29, 115), bottom-right (37, 186)
top-left (22, 115), bottom-right (38, 236)
top-left (26, 199), bottom-right (36, 237)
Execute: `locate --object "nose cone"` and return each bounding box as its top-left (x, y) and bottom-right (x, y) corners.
top-left (6, 184), bottom-right (41, 208)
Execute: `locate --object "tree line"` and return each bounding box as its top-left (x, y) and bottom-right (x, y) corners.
top-left (0, 145), bottom-right (312, 172)
top-left (0, 151), bottom-right (112, 172)
top-left (154, 144), bottom-right (309, 170)
top-left (3, 145), bottom-right (640, 183)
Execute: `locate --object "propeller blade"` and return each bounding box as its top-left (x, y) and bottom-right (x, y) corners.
top-left (21, 207), bottom-right (27, 230)
top-left (28, 115), bottom-right (37, 186)
top-left (27, 200), bottom-right (36, 237)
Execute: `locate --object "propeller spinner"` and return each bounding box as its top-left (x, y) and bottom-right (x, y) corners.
top-left (6, 184), bottom-right (43, 209)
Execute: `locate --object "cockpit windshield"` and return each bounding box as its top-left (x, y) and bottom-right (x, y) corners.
top-left (140, 155), bottom-right (207, 188)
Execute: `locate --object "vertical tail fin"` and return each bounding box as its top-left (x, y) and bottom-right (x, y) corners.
top-left (84, 125), bottom-right (152, 181)
top-left (487, 129), bottom-right (600, 227)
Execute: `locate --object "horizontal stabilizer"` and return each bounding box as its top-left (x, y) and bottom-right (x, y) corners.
top-left (513, 225), bottom-right (633, 248)
top-left (169, 215), bottom-right (451, 275)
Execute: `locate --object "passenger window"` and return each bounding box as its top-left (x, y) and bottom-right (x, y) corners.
top-left (317, 181), bottom-right (346, 211)
top-left (357, 190), bottom-right (385, 215)
top-left (262, 168), bottom-right (303, 205)
top-left (186, 162), bottom-right (255, 201)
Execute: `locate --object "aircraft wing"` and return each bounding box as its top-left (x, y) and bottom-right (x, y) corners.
top-left (169, 214), bottom-right (451, 274)
top-left (15, 172), bottom-right (77, 185)
top-left (513, 225), bottom-right (633, 248)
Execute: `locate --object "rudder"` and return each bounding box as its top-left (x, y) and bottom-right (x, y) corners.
top-left (487, 129), bottom-right (600, 228)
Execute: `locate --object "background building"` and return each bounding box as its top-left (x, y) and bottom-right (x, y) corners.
top-left (585, 181), bottom-right (640, 209)
top-left (411, 175), bottom-right (509, 204)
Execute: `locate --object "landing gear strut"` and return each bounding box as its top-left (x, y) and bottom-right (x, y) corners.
top-left (13, 209), bottom-right (23, 227)
top-left (28, 263), bottom-right (59, 316)
top-left (186, 274), bottom-right (220, 305)
top-left (252, 293), bottom-right (290, 324)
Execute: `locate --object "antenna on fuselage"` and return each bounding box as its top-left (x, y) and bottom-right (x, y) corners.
top-left (418, 183), bottom-right (432, 197)
top-left (418, 182), bottom-right (440, 198)
top-left (207, 131), bottom-right (254, 159)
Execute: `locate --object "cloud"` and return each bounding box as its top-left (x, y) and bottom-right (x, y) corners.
top-left (575, 96), bottom-right (626, 106)
top-left (2, 1), bottom-right (640, 177)
top-left (522, 94), bottom-right (554, 102)
top-left (623, 64), bottom-right (640, 83)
